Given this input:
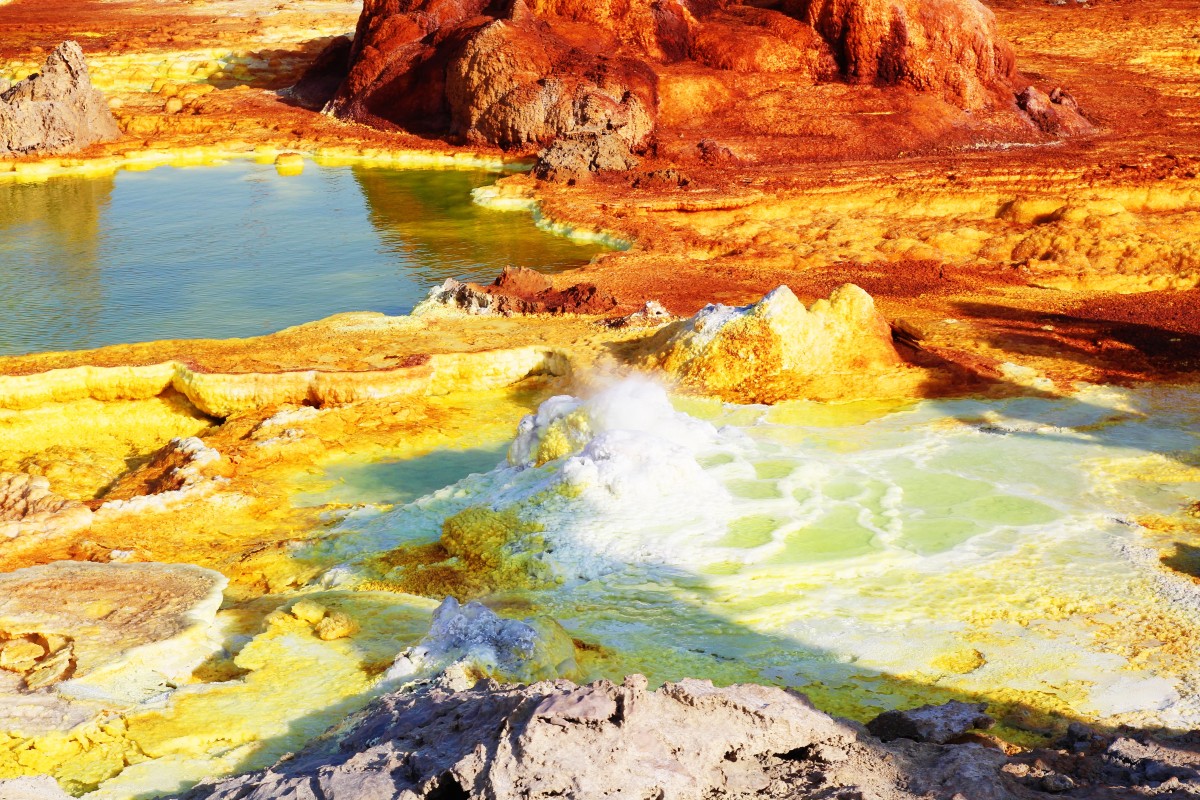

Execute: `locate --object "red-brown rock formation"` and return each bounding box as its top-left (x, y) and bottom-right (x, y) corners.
top-left (417, 266), bottom-right (620, 315)
top-left (785, 0), bottom-right (1016, 108)
top-left (328, 0), bottom-right (657, 151)
top-left (326, 0), bottom-right (1031, 157)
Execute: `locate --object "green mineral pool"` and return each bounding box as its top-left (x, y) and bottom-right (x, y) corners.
top-left (0, 161), bottom-right (605, 356)
top-left (307, 379), bottom-right (1200, 730)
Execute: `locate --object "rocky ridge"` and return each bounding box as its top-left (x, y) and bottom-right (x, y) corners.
top-left (174, 675), bottom-right (1017, 800)
top-left (170, 673), bottom-right (1200, 800)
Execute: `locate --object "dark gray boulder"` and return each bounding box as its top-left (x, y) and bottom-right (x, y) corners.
top-left (867, 699), bottom-right (995, 744)
top-left (0, 41), bottom-right (120, 156)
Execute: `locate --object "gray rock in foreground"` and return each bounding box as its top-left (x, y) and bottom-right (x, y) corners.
top-left (868, 699), bottom-right (995, 744)
top-left (0, 41), bottom-right (120, 156)
top-left (175, 675), bottom-right (1028, 800)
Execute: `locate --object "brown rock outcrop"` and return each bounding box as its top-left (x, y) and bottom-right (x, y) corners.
top-left (416, 266), bottom-right (619, 316)
top-left (785, 0), bottom-right (1017, 108)
top-left (328, 0), bottom-right (657, 152)
top-left (1017, 85), bottom-right (1096, 137)
top-left (868, 700), bottom-right (996, 744)
top-left (0, 41), bottom-right (120, 156)
top-left (327, 0), bottom-right (1028, 156)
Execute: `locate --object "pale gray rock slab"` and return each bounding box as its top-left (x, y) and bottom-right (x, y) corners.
top-left (176, 675), bottom-right (1029, 800)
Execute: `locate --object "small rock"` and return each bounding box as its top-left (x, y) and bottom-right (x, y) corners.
top-left (609, 300), bottom-right (672, 328)
top-left (164, 97), bottom-right (184, 114)
top-left (1016, 85), bottom-right (1094, 137)
top-left (867, 700), bottom-right (994, 744)
top-left (1041, 772), bottom-right (1075, 792)
top-left (697, 138), bottom-right (738, 165)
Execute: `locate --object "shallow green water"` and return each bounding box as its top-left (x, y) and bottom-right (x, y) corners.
top-left (295, 445), bottom-right (509, 508)
top-left (308, 380), bottom-right (1200, 727)
top-left (0, 162), bottom-right (603, 356)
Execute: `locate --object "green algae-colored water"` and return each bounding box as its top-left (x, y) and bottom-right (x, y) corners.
top-left (306, 380), bottom-right (1200, 728)
top-left (0, 162), bottom-right (604, 356)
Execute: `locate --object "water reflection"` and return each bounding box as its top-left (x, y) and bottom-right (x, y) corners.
top-left (352, 167), bottom-right (599, 276)
top-left (0, 163), bottom-right (603, 356)
top-left (0, 177), bottom-right (112, 355)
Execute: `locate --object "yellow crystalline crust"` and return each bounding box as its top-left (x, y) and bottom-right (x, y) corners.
top-left (0, 592), bottom-right (436, 796)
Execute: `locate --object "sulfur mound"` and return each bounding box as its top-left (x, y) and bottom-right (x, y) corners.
top-left (0, 41), bottom-right (120, 156)
top-left (641, 283), bottom-right (902, 402)
top-left (175, 675), bottom-right (1025, 800)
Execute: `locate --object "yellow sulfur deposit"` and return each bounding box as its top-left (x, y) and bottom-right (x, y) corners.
top-left (0, 391), bottom-right (214, 500)
top-left (368, 505), bottom-right (555, 599)
top-left (641, 284), bottom-right (905, 402)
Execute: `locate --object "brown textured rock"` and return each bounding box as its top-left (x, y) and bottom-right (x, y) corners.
top-left (417, 266), bottom-right (619, 316)
top-left (1017, 86), bottom-right (1096, 137)
top-left (175, 675), bottom-right (1027, 800)
top-left (786, 0), bottom-right (1017, 108)
top-left (329, 0), bottom-right (657, 151)
top-left (533, 131), bottom-right (640, 182)
top-left (0, 473), bottom-right (92, 541)
top-left (0, 41), bottom-right (120, 156)
top-left (330, 0), bottom-right (1026, 155)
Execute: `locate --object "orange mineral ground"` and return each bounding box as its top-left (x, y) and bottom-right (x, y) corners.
top-left (2, 0), bottom-right (1200, 797)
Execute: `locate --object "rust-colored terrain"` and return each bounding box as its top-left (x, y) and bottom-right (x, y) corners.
top-left (2, 0), bottom-right (1197, 390)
